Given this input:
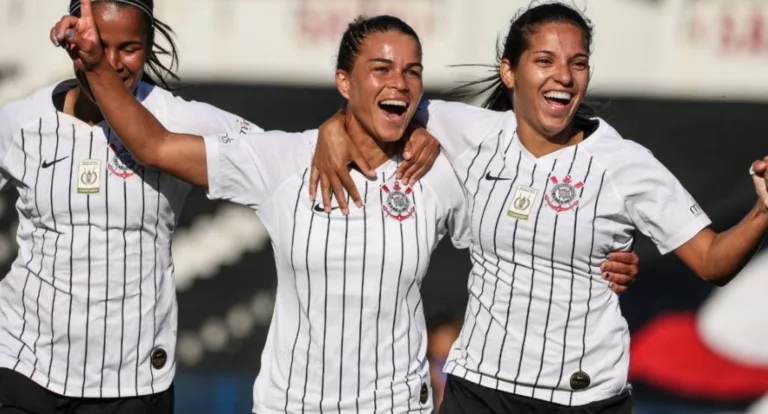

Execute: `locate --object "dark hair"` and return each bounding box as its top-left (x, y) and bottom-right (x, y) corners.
top-left (69, 0), bottom-right (180, 90)
top-left (454, 2), bottom-right (595, 117)
top-left (336, 15), bottom-right (421, 72)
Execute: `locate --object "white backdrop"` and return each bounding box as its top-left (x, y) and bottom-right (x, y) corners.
top-left (2, 0), bottom-right (768, 103)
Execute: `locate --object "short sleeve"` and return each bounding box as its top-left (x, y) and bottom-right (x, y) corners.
top-left (163, 95), bottom-right (263, 137)
top-left (610, 142), bottom-right (711, 254)
top-left (447, 196), bottom-right (471, 249)
top-left (423, 156), bottom-right (471, 249)
top-left (414, 100), bottom-right (511, 164)
top-left (203, 130), bottom-right (315, 208)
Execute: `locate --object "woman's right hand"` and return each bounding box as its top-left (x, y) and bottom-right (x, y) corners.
top-left (50, 0), bottom-right (105, 72)
top-left (310, 110), bottom-right (375, 215)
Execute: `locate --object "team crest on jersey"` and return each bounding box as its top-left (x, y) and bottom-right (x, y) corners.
top-left (381, 180), bottom-right (415, 221)
top-left (545, 175), bottom-right (584, 213)
top-left (107, 142), bottom-right (143, 179)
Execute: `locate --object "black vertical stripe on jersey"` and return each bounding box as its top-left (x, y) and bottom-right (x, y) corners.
top-left (319, 209), bottom-right (331, 413)
top-left (337, 193), bottom-right (350, 413)
top-left (413, 185), bottom-right (426, 324)
top-left (512, 159), bottom-right (558, 393)
top-left (533, 148), bottom-right (580, 389)
top-left (285, 170), bottom-right (307, 412)
top-left (389, 220), bottom-right (406, 410)
top-left (463, 132), bottom-right (508, 371)
top-left (478, 147), bottom-right (521, 371)
top-left (46, 113), bottom-right (63, 388)
top-left (552, 155), bottom-right (593, 402)
top-left (355, 182), bottom-right (369, 413)
top-left (495, 163), bottom-right (536, 381)
top-left (63, 124), bottom-right (76, 393)
top-left (81, 131), bottom-right (95, 396)
top-left (100, 141), bottom-right (111, 396)
top-left (149, 170), bottom-right (160, 394)
top-left (373, 173), bottom-right (387, 412)
top-left (570, 170), bottom-right (606, 405)
top-left (402, 188), bottom-right (422, 412)
top-left (134, 169), bottom-right (147, 394)
top-left (12, 124), bottom-right (36, 373)
top-left (300, 192), bottom-right (318, 413)
top-left (456, 136), bottom-right (499, 368)
top-left (117, 181), bottom-right (128, 396)
top-left (30, 118), bottom-right (47, 377)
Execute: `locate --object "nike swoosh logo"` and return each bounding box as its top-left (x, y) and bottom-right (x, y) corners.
top-left (485, 172), bottom-right (512, 181)
top-left (313, 203), bottom-right (340, 212)
top-left (42, 156), bottom-right (70, 169)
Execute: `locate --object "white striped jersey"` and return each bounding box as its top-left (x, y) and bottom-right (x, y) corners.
top-left (203, 129), bottom-right (470, 413)
top-left (416, 100), bottom-right (711, 406)
top-left (0, 80), bottom-right (260, 398)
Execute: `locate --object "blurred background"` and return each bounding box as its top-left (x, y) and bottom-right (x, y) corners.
top-left (1, 0), bottom-right (768, 413)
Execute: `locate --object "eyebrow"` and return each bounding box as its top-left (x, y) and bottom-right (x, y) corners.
top-left (533, 50), bottom-right (589, 59)
top-left (368, 58), bottom-right (424, 69)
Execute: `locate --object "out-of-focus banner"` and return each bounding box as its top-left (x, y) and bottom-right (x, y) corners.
top-left (2, 0), bottom-right (768, 103)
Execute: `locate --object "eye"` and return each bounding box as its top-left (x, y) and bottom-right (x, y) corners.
top-left (374, 66), bottom-right (389, 74)
top-left (572, 60), bottom-right (589, 69)
top-left (407, 69), bottom-right (422, 78)
top-left (536, 58), bottom-right (553, 65)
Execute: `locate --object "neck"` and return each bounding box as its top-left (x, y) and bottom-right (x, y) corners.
top-left (345, 111), bottom-right (397, 172)
top-left (66, 88), bottom-right (105, 126)
top-left (516, 118), bottom-right (584, 158)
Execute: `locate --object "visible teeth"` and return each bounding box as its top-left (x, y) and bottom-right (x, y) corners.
top-left (543, 91), bottom-right (572, 100)
top-left (380, 99), bottom-right (407, 107)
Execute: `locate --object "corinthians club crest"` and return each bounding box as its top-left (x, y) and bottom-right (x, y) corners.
top-left (107, 141), bottom-right (143, 179)
top-left (381, 180), bottom-right (415, 221)
top-left (545, 174), bottom-right (584, 213)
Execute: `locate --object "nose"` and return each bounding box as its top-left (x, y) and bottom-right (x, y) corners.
top-left (553, 61), bottom-right (574, 86)
top-left (106, 48), bottom-right (123, 73)
top-left (389, 70), bottom-right (408, 92)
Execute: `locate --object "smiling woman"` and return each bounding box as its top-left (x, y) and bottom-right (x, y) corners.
top-left (52, 6), bottom-right (475, 412)
top-left (308, 3), bottom-right (768, 413)
top-left (0, 0), bottom-right (265, 412)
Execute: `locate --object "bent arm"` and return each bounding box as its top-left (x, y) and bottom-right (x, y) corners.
top-left (85, 63), bottom-right (208, 188)
top-left (675, 203), bottom-right (768, 286)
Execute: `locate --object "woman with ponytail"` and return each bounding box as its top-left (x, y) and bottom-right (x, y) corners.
top-left (0, 1), bottom-right (263, 412)
top-left (312, 2), bottom-right (768, 413)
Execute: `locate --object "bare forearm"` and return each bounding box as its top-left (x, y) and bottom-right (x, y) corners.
top-left (84, 64), bottom-right (209, 187)
top-left (85, 63), bottom-right (169, 166)
top-left (696, 203), bottom-right (768, 285)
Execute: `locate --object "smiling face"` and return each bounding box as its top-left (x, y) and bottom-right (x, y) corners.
top-left (501, 22), bottom-right (590, 138)
top-left (335, 30), bottom-right (424, 143)
top-left (76, 2), bottom-right (149, 101)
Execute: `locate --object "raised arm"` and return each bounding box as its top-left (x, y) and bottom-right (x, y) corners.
top-left (673, 160), bottom-right (768, 286)
top-left (51, 0), bottom-right (208, 187)
top-left (617, 140), bottom-right (768, 287)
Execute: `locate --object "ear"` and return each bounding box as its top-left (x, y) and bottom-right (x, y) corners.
top-left (335, 69), bottom-right (351, 100)
top-left (499, 58), bottom-right (515, 89)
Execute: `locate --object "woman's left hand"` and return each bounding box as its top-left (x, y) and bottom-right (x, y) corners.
top-left (750, 157), bottom-right (768, 212)
top-left (600, 251), bottom-right (640, 294)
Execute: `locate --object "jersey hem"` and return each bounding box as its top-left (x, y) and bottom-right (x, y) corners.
top-left (443, 361), bottom-right (627, 407)
top-left (0, 356), bottom-right (174, 398)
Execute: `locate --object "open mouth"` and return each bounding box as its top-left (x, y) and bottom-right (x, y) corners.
top-left (543, 91), bottom-right (573, 110)
top-left (378, 99), bottom-right (409, 119)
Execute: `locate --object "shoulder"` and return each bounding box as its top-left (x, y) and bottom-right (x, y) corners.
top-left (1, 81), bottom-right (63, 131)
top-left (585, 118), bottom-right (655, 169)
top-left (418, 154), bottom-right (464, 207)
top-left (419, 99), bottom-right (513, 129)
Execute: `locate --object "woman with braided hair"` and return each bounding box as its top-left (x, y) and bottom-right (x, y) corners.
top-left (0, 0), bottom-right (263, 412)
